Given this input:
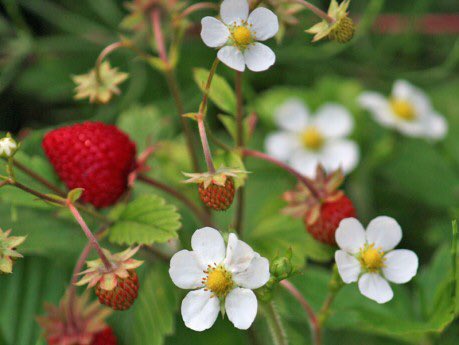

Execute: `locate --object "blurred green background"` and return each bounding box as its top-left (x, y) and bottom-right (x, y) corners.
top-left (1, 0), bottom-right (459, 344)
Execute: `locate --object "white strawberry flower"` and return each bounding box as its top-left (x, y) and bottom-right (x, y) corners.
top-left (358, 80), bottom-right (447, 139)
top-left (335, 217), bottom-right (418, 304)
top-left (0, 135), bottom-right (18, 158)
top-left (200, 0), bottom-right (279, 72)
top-left (265, 98), bottom-right (359, 177)
top-left (169, 227), bottom-right (270, 331)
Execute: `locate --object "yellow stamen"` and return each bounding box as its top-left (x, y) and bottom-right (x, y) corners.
top-left (204, 266), bottom-right (233, 297)
top-left (301, 126), bottom-right (324, 150)
top-left (390, 99), bottom-right (416, 121)
top-left (233, 26), bottom-right (252, 46)
top-left (360, 244), bottom-right (385, 271)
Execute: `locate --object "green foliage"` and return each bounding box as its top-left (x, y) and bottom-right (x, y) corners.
top-left (108, 195), bottom-right (182, 246)
top-left (193, 68), bottom-right (237, 114)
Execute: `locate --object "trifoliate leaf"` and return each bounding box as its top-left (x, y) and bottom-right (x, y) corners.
top-left (108, 195), bottom-right (181, 245)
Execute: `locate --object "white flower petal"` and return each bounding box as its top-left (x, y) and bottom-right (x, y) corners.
top-left (233, 254), bottom-right (270, 289)
top-left (181, 289), bottom-right (220, 331)
top-left (335, 218), bottom-right (366, 254)
top-left (358, 273), bottom-right (393, 304)
top-left (220, 0), bottom-right (249, 25)
top-left (248, 7), bottom-right (279, 41)
top-left (425, 113), bottom-right (447, 140)
top-left (224, 233), bottom-right (255, 273)
top-left (274, 99), bottom-right (310, 133)
top-left (382, 249), bottom-right (418, 284)
top-left (366, 216), bottom-right (402, 252)
top-left (313, 103), bottom-right (354, 138)
top-left (335, 250), bottom-right (361, 283)
top-left (392, 80), bottom-right (432, 116)
top-left (264, 131), bottom-right (300, 162)
top-left (191, 227), bottom-right (226, 266)
top-left (217, 46), bottom-right (245, 72)
top-left (243, 42), bottom-right (276, 72)
top-left (289, 150), bottom-right (320, 178)
top-left (320, 139), bottom-right (360, 175)
top-left (225, 288), bottom-right (258, 330)
top-left (201, 17), bottom-right (230, 48)
top-left (359, 92), bottom-right (397, 128)
top-left (169, 250), bottom-right (205, 289)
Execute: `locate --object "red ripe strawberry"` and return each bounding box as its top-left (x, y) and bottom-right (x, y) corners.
top-left (199, 177), bottom-right (235, 211)
top-left (283, 165), bottom-right (357, 246)
top-left (92, 327), bottom-right (117, 345)
top-left (305, 195), bottom-right (356, 245)
top-left (183, 168), bottom-right (246, 212)
top-left (96, 270), bottom-right (140, 311)
top-left (42, 121), bottom-right (136, 208)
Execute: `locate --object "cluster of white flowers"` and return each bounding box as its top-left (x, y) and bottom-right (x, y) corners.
top-left (335, 216), bottom-right (418, 303)
top-left (265, 99), bottom-right (359, 177)
top-left (169, 227), bottom-right (270, 331)
top-left (359, 80), bottom-right (447, 139)
top-left (0, 136), bottom-right (18, 158)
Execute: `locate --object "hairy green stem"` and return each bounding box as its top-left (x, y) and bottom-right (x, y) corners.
top-left (234, 71), bottom-right (245, 236)
top-left (264, 301), bottom-right (288, 345)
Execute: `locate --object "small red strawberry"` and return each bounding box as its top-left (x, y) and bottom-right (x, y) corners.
top-left (92, 327), bottom-right (117, 345)
top-left (198, 177), bottom-right (235, 211)
top-left (76, 247), bottom-right (143, 311)
top-left (42, 121), bottom-right (136, 208)
top-left (96, 270), bottom-right (139, 311)
top-left (37, 291), bottom-right (117, 345)
top-left (283, 165), bottom-right (356, 245)
top-left (183, 168), bottom-right (246, 211)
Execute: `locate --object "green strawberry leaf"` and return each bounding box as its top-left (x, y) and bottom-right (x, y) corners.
top-left (108, 194), bottom-right (181, 245)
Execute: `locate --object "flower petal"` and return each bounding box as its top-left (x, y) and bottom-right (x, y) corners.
top-left (366, 216), bottom-right (402, 252)
top-left (224, 233), bottom-right (255, 273)
top-left (335, 218), bottom-right (366, 254)
top-left (220, 0), bottom-right (249, 25)
top-left (233, 254), bottom-right (270, 289)
top-left (392, 80), bottom-right (431, 114)
top-left (313, 103), bottom-right (354, 138)
top-left (225, 288), bottom-right (258, 330)
top-left (217, 46), bottom-right (245, 72)
top-left (382, 249), bottom-right (418, 284)
top-left (274, 98), bottom-right (310, 133)
top-left (248, 7), bottom-right (279, 41)
top-left (169, 250), bottom-right (205, 289)
top-left (425, 113), bottom-right (448, 140)
top-left (201, 17), bottom-right (230, 48)
top-left (264, 131), bottom-right (300, 162)
top-left (243, 43), bottom-right (276, 72)
top-left (181, 289), bottom-right (220, 331)
top-left (358, 273), bottom-right (393, 304)
top-left (335, 250), bottom-right (361, 283)
top-left (289, 150), bottom-right (321, 178)
top-left (320, 139), bottom-right (360, 174)
top-left (191, 227), bottom-right (226, 266)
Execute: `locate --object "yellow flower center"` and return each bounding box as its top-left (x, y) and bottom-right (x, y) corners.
top-left (390, 99), bottom-right (416, 121)
top-left (360, 244), bottom-right (385, 272)
top-left (301, 126), bottom-right (324, 150)
top-left (233, 26), bottom-right (252, 46)
top-left (203, 265), bottom-right (234, 298)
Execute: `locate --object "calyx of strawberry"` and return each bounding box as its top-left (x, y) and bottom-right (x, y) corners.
top-left (76, 247), bottom-right (143, 291)
top-left (183, 167), bottom-right (247, 189)
top-left (37, 290), bottom-right (112, 345)
top-left (0, 228), bottom-right (26, 274)
top-left (282, 165), bottom-right (345, 226)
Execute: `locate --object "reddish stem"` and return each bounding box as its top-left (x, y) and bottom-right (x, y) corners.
top-left (241, 149), bottom-right (321, 199)
top-left (67, 202), bottom-right (112, 270)
top-left (177, 2), bottom-right (219, 20)
top-left (151, 8), bottom-right (169, 63)
top-left (291, 0), bottom-right (335, 23)
top-left (281, 280), bottom-right (321, 345)
top-left (197, 115), bottom-right (216, 173)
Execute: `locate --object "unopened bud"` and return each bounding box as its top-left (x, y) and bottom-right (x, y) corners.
top-left (270, 249), bottom-right (293, 279)
top-left (0, 134), bottom-right (18, 158)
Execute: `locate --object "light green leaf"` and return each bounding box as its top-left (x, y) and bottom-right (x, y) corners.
top-left (133, 265), bottom-right (178, 345)
top-left (193, 68), bottom-right (236, 114)
top-left (108, 194), bottom-right (181, 245)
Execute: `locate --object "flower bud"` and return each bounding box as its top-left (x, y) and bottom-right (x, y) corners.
top-left (270, 249), bottom-right (293, 280)
top-left (0, 134), bottom-right (18, 158)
